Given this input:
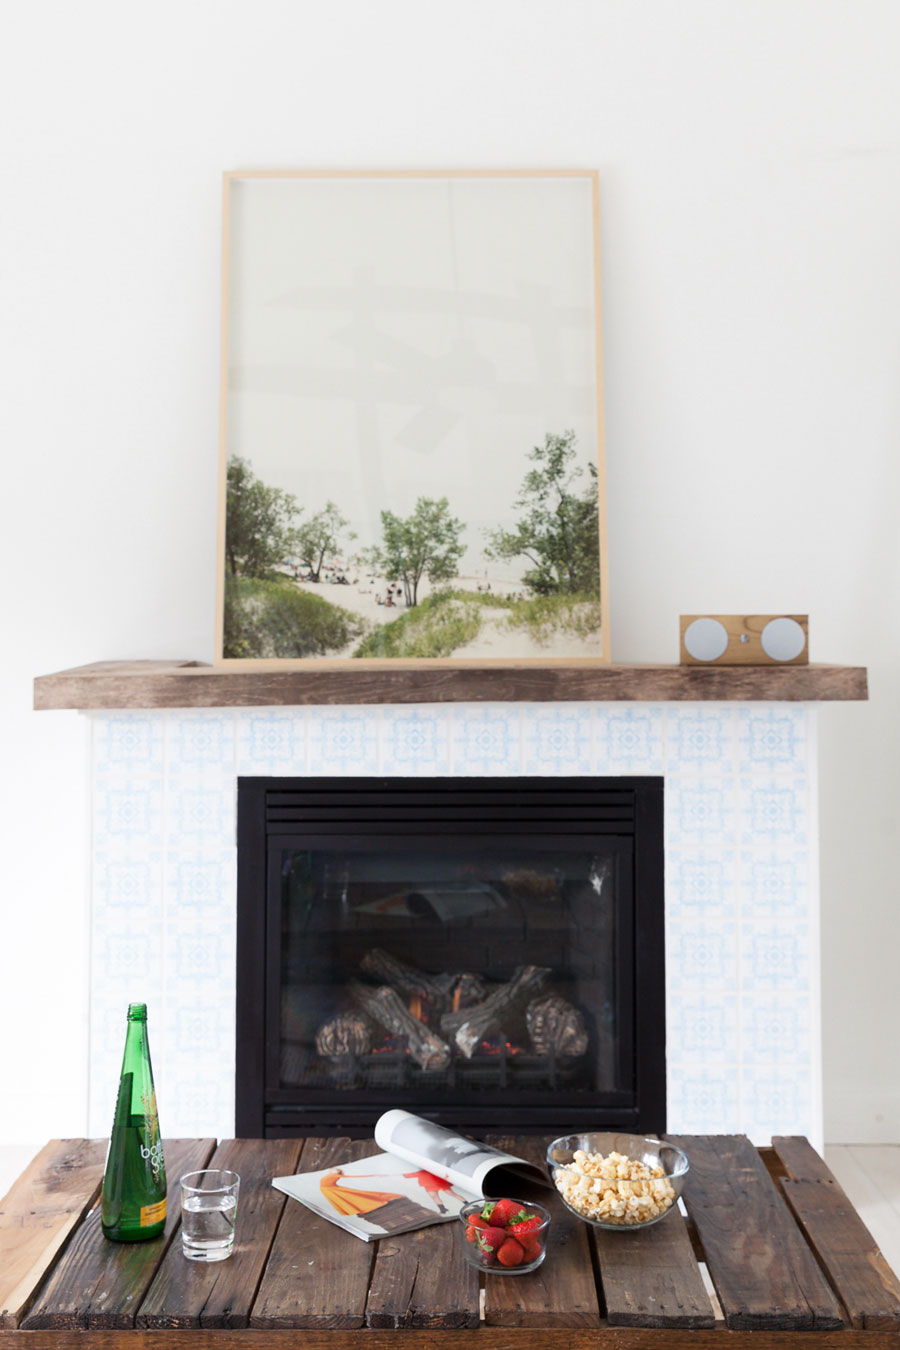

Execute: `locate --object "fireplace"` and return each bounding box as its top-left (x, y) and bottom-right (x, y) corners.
top-left (235, 775), bottom-right (665, 1137)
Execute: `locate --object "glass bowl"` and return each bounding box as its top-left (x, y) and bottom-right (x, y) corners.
top-left (546, 1133), bottom-right (688, 1231)
top-left (459, 1198), bottom-right (551, 1274)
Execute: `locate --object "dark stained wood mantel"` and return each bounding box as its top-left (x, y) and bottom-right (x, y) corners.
top-left (33, 659), bottom-right (869, 711)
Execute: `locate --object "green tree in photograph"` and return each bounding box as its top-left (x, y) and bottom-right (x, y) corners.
top-left (486, 430), bottom-right (600, 597)
top-left (295, 501), bottom-right (355, 582)
top-left (225, 455), bottom-right (301, 578)
top-left (371, 496), bottom-right (465, 607)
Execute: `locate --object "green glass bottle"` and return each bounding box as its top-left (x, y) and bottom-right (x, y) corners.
top-left (101, 1003), bottom-right (167, 1242)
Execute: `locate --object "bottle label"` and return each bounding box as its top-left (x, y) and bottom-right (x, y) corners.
top-left (140, 1198), bottom-right (167, 1227)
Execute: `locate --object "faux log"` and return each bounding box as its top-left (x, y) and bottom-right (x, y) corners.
top-left (348, 983), bottom-right (451, 1070)
top-left (359, 951), bottom-right (452, 1013)
top-left (440, 965), bottom-right (550, 1058)
top-left (446, 972), bottom-right (489, 1008)
top-left (315, 1014), bottom-right (374, 1058)
top-left (526, 995), bottom-right (588, 1057)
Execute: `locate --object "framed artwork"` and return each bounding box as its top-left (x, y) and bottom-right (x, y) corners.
top-left (215, 170), bottom-right (608, 665)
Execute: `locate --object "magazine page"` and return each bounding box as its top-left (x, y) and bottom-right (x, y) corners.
top-left (272, 1151), bottom-right (471, 1242)
top-left (374, 1109), bottom-right (550, 1198)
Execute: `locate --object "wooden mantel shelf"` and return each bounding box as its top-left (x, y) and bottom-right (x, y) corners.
top-left (33, 659), bottom-right (868, 710)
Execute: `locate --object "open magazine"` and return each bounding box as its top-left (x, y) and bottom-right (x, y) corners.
top-left (271, 1108), bottom-right (549, 1241)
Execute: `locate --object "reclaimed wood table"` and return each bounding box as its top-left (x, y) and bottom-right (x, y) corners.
top-left (2, 1134), bottom-right (900, 1348)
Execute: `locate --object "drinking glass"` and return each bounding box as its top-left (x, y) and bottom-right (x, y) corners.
top-left (180, 1169), bottom-right (240, 1261)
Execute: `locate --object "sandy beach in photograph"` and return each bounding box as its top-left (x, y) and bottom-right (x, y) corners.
top-left (293, 571), bottom-right (603, 660)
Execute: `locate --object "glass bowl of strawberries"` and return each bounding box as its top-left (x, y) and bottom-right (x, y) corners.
top-left (460, 1197), bottom-right (551, 1274)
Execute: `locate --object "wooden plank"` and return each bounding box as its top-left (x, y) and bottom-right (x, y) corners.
top-left (772, 1135), bottom-right (834, 1182)
top-left (5, 1327), bottom-right (900, 1349)
top-left (0, 1138), bottom-right (106, 1329)
top-left (137, 1139), bottom-right (301, 1329)
top-left (773, 1137), bottom-right (900, 1330)
top-left (482, 1136), bottom-right (601, 1328)
top-left (669, 1134), bottom-right (844, 1331)
top-left (33, 657), bottom-right (869, 709)
top-left (365, 1222), bottom-right (479, 1328)
top-left (249, 1138), bottom-right (380, 1329)
top-left (591, 1208), bottom-right (716, 1328)
top-left (21, 1140), bottom-right (215, 1329)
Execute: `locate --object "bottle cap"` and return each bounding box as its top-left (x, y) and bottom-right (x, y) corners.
top-left (127, 1003), bottom-right (148, 1021)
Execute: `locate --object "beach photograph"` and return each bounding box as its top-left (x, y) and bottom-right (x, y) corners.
top-left (218, 173), bottom-right (607, 662)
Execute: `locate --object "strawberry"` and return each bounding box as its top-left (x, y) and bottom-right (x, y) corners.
top-left (480, 1200), bottom-right (497, 1222)
top-left (497, 1236), bottom-right (525, 1267)
top-left (475, 1225), bottom-right (507, 1257)
top-left (508, 1211), bottom-right (542, 1239)
top-left (466, 1223), bottom-right (480, 1243)
top-left (486, 1197), bottom-right (522, 1228)
top-left (520, 1237), bottom-right (543, 1263)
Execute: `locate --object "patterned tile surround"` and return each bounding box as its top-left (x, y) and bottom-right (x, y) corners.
top-left (88, 703), bottom-right (821, 1147)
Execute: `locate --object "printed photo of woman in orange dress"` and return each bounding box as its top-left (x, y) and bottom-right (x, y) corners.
top-left (318, 1166), bottom-right (451, 1232)
top-left (402, 1169), bottom-right (467, 1213)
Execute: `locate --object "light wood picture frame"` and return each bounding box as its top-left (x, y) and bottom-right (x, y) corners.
top-left (215, 170), bottom-right (609, 666)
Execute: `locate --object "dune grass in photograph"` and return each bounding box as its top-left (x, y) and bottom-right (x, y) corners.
top-left (353, 589), bottom-right (602, 658)
top-left (224, 575), bottom-right (365, 659)
top-left (354, 591), bottom-right (483, 658)
top-left (504, 592), bottom-right (603, 644)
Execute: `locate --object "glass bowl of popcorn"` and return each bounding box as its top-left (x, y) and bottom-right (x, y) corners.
top-left (546, 1133), bottom-right (688, 1230)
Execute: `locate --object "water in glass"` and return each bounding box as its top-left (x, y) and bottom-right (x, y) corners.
top-left (181, 1191), bottom-right (237, 1261)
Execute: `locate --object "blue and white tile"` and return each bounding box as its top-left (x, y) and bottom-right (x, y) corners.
top-left (93, 918), bottom-right (164, 990)
top-left (522, 705), bottom-right (592, 774)
top-left (665, 706), bottom-right (736, 775)
top-left (94, 853), bottom-right (162, 921)
top-left (738, 777), bottom-right (807, 846)
top-left (594, 706), bottom-right (663, 774)
top-left (451, 706), bottom-right (522, 775)
top-left (666, 917), bottom-right (738, 992)
top-left (162, 1069), bottom-right (234, 1138)
top-left (668, 991), bottom-right (738, 1060)
top-left (741, 1064), bottom-right (813, 1141)
top-left (740, 851), bottom-right (810, 920)
top-left (94, 780), bottom-right (163, 849)
top-left (163, 997), bottom-right (234, 1061)
top-left (164, 916), bottom-right (234, 986)
top-left (93, 713), bottom-right (164, 774)
top-left (738, 706), bottom-right (807, 775)
top-left (740, 919), bottom-right (810, 991)
top-left (740, 992), bottom-right (811, 1064)
top-left (380, 707), bottom-right (451, 775)
top-left (165, 782), bottom-right (235, 843)
top-left (167, 711), bottom-right (236, 773)
top-left (665, 778), bottom-right (737, 847)
top-left (236, 709), bottom-right (307, 775)
top-left (308, 708), bottom-right (379, 775)
top-left (164, 850), bottom-right (236, 919)
top-left (667, 1065), bottom-right (739, 1134)
top-left (665, 849), bottom-right (735, 923)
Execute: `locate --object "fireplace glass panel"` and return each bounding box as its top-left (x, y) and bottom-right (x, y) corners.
top-left (237, 777), bottom-right (664, 1135)
top-left (275, 838), bottom-right (631, 1107)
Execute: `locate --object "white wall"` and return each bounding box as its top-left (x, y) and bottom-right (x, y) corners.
top-left (1, 0), bottom-right (896, 1147)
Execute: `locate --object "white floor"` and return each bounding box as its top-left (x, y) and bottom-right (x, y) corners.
top-left (825, 1144), bottom-right (900, 1279)
top-left (2, 1141), bottom-right (899, 1282)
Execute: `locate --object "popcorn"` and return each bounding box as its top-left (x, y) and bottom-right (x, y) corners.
top-left (555, 1148), bottom-right (677, 1225)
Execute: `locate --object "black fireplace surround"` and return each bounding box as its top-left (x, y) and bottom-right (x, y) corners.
top-left (236, 776), bottom-right (664, 1137)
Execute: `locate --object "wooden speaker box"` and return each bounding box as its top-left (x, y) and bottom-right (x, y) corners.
top-left (680, 615), bottom-right (808, 666)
